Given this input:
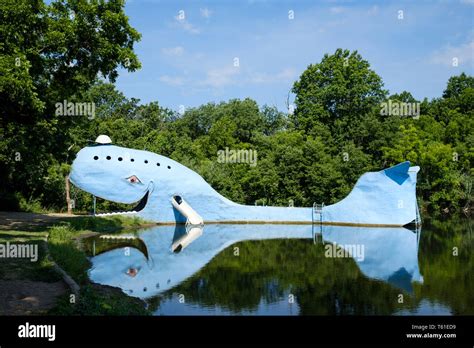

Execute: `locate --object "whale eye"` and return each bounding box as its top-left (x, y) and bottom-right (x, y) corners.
top-left (126, 175), bottom-right (141, 184)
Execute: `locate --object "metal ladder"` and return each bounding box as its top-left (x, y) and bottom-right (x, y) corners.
top-left (312, 202), bottom-right (324, 244)
top-left (415, 199), bottom-right (422, 247)
top-left (312, 202), bottom-right (324, 224)
top-left (415, 199), bottom-right (422, 227)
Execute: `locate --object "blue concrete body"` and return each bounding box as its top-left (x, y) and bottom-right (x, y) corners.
top-left (70, 143), bottom-right (420, 225)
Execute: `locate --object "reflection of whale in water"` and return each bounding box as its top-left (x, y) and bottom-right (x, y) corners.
top-left (87, 224), bottom-right (423, 299)
top-left (83, 234), bottom-right (149, 260)
top-left (321, 225), bottom-right (423, 293)
top-left (171, 225), bottom-right (203, 253)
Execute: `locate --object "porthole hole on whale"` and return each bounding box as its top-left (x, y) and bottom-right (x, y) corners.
top-left (144, 160), bottom-right (148, 164)
top-left (106, 156), bottom-right (111, 160)
top-left (156, 162), bottom-right (160, 166)
top-left (167, 165), bottom-right (171, 169)
top-left (93, 156), bottom-right (98, 160)
top-left (118, 157), bottom-right (123, 161)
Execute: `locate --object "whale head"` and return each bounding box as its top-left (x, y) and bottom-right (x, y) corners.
top-left (69, 137), bottom-right (196, 215)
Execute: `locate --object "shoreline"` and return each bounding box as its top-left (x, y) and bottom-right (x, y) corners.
top-left (0, 212), bottom-right (153, 315)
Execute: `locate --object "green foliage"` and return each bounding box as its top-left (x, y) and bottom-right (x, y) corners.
top-left (0, 216), bottom-right (151, 315)
top-left (17, 195), bottom-right (45, 213)
top-left (415, 218), bottom-right (474, 314)
top-left (0, 232), bottom-right (61, 282)
top-left (0, 3), bottom-right (471, 220)
top-left (292, 48), bottom-right (387, 138)
top-left (0, 0), bottom-right (141, 211)
top-left (380, 74), bottom-right (473, 212)
top-left (63, 214), bottom-right (150, 233)
top-left (44, 216), bottom-right (151, 315)
top-left (50, 285), bottom-right (150, 315)
top-left (46, 216), bottom-right (146, 277)
top-left (47, 225), bottom-right (91, 284)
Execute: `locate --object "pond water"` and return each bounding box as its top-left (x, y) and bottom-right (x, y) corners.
top-left (83, 217), bottom-right (473, 315)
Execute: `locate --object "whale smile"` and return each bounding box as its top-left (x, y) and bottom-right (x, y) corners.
top-left (95, 190), bottom-right (149, 216)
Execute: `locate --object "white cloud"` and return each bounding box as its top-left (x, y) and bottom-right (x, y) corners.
top-left (159, 75), bottom-right (185, 86)
top-left (199, 66), bottom-right (296, 89)
top-left (201, 66), bottom-right (240, 88)
top-left (161, 46), bottom-right (184, 56)
top-left (276, 68), bottom-right (297, 80)
top-left (200, 8), bottom-right (212, 18)
top-left (430, 40), bottom-right (474, 66)
top-left (248, 68), bottom-right (297, 84)
top-left (174, 15), bottom-right (200, 34)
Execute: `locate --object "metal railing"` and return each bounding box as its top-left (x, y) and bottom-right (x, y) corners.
top-left (312, 202), bottom-right (324, 224)
top-left (312, 202), bottom-right (324, 245)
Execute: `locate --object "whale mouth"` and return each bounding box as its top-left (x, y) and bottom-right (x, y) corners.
top-left (95, 191), bottom-right (149, 217)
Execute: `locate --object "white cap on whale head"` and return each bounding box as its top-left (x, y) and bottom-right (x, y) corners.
top-left (95, 135), bottom-right (112, 144)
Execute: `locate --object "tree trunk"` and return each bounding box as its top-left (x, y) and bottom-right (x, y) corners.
top-left (65, 175), bottom-right (72, 215)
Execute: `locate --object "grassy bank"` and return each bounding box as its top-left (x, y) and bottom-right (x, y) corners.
top-left (47, 215), bottom-right (153, 315)
top-left (1, 214), bottom-right (154, 315)
top-left (46, 215), bottom-right (150, 284)
top-left (0, 231), bottom-right (60, 283)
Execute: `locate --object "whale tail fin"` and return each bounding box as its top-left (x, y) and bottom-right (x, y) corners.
top-left (323, 161), bottom-right (420, 226)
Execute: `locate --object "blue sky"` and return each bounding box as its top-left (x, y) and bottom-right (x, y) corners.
top-left (116, 0), bottom-right (474, 112)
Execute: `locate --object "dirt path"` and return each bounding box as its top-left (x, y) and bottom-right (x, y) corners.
top-left (0, 280), bottom-right (68, 315)
top-left (0, 211), bottom-right (76, 231)
top-left (0, 212), bottom-right (78, 314)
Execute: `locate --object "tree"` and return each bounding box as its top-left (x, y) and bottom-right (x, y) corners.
top-left (0, 0), bottom-right (141, 210)
top-left (292, 48), bottom-right (387, 139)
top-left (442, 72), bottom-right (474, 99)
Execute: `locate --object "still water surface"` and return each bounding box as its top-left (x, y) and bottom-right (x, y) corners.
top-left (83, 217), bottom-right (473, 315)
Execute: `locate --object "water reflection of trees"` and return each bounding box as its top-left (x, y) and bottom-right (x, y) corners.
top-left (415, 218), bottom-right (473, 315)
top-left (148, 218), bottom-right (472, 315)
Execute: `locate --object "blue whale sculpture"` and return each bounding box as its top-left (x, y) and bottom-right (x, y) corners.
top-left (69, 136), bottom-right (420, 226)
